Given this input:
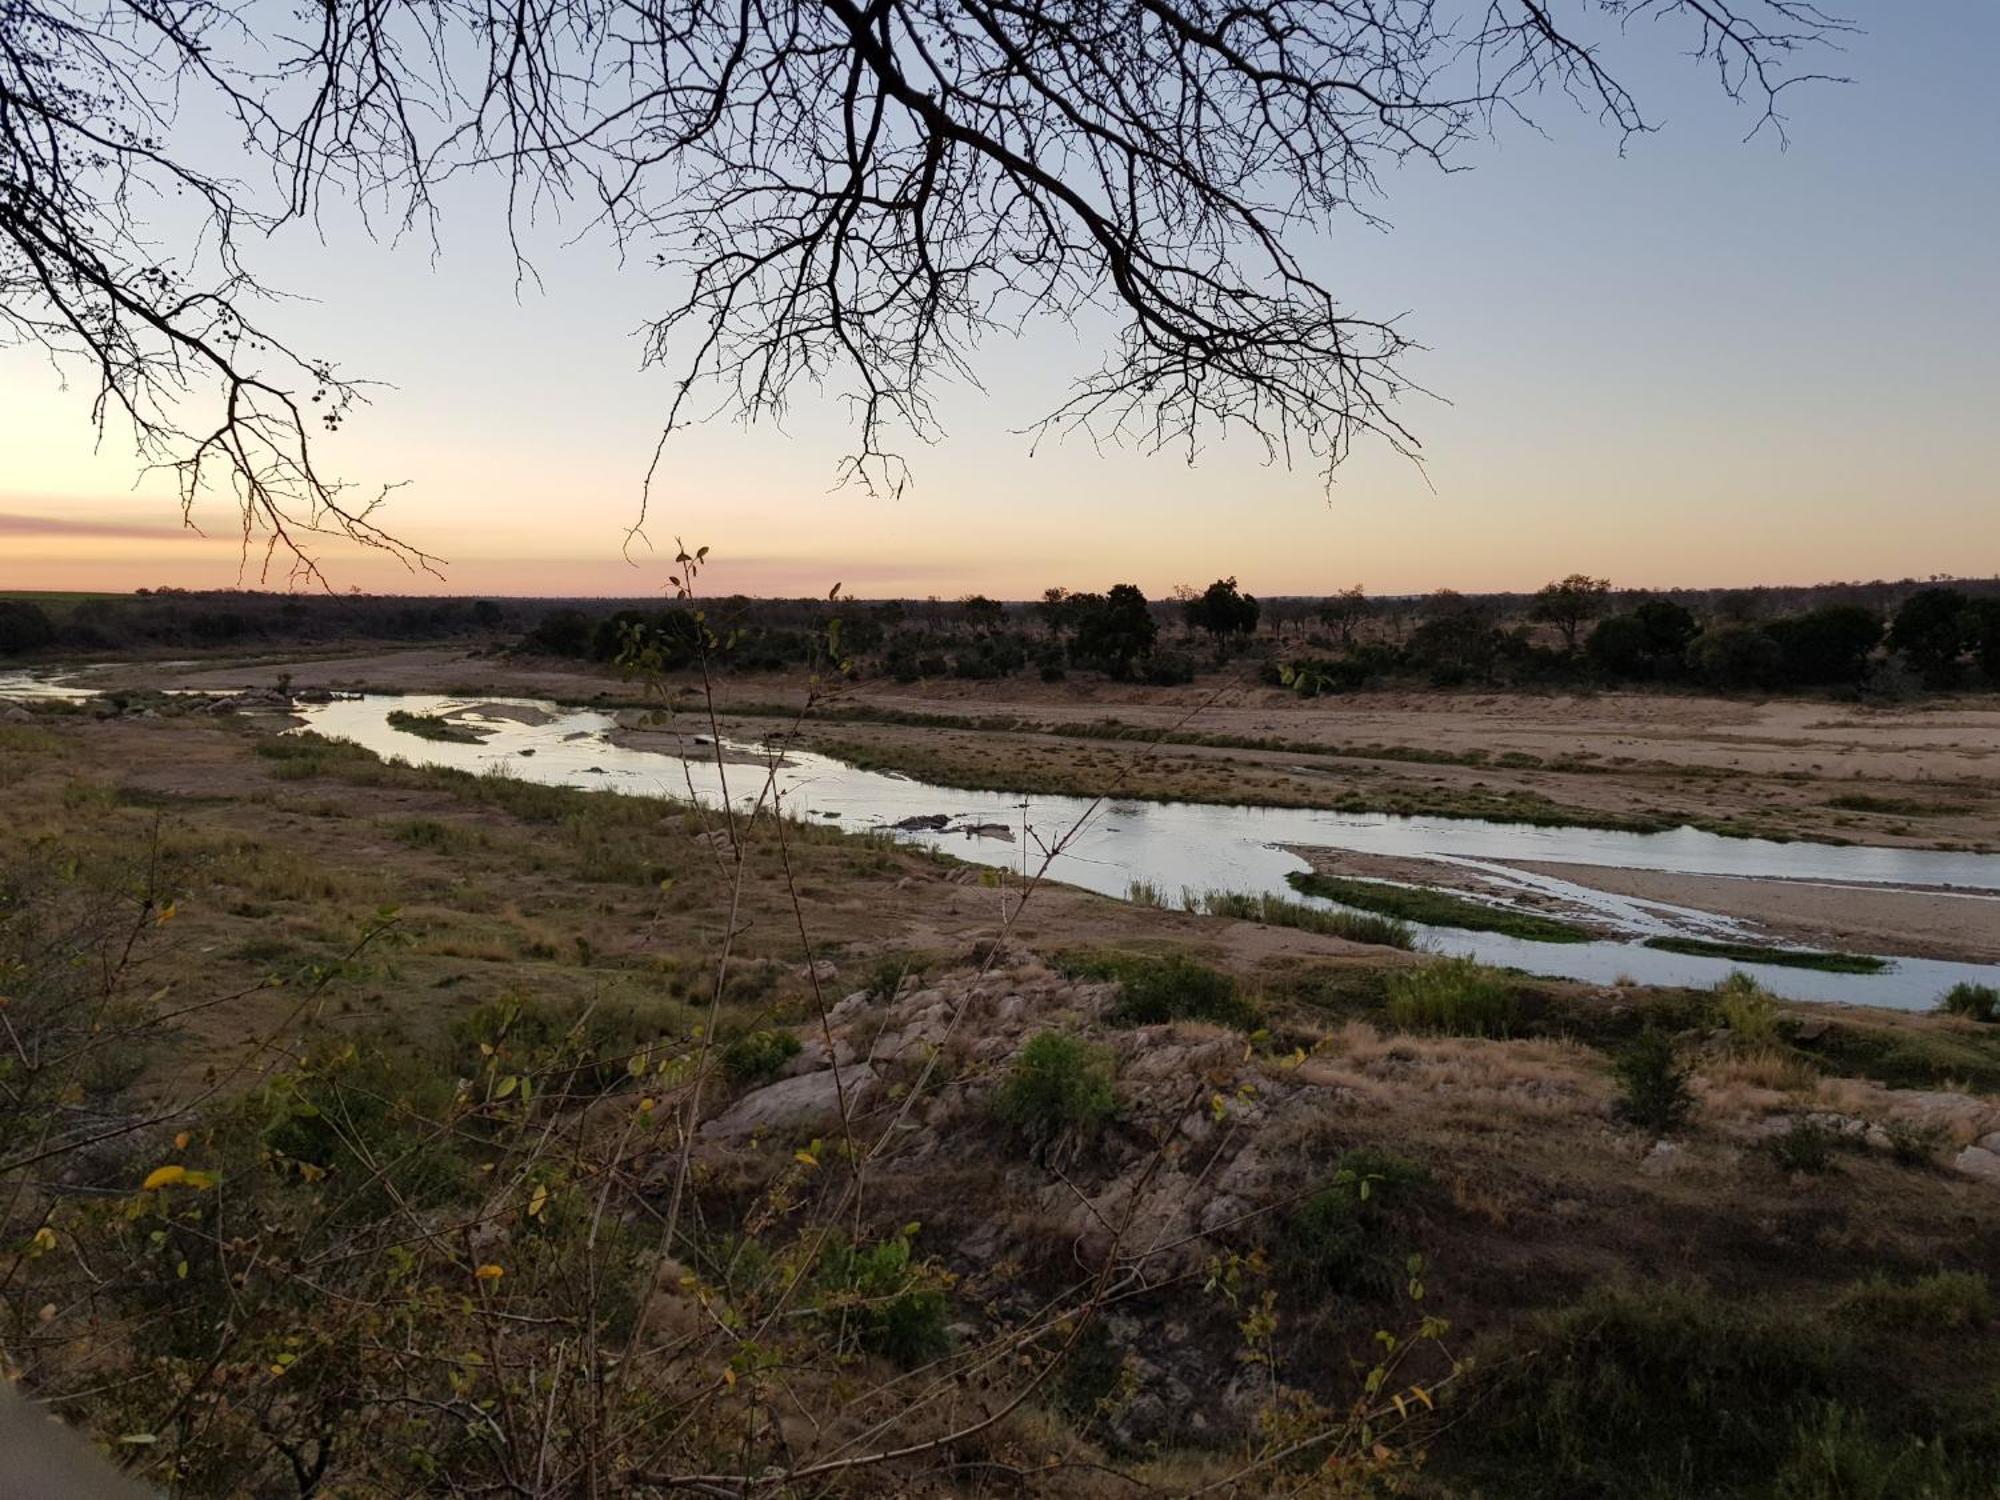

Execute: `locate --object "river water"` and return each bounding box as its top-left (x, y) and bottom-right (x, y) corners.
top-left (4, 668), bottom-right (1995, 1008)
top-left (283, 693), bottom-right (1999, 1011)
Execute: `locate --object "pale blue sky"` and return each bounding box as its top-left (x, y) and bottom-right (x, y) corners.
top-left (2, 0), bottom-right (1994, 597)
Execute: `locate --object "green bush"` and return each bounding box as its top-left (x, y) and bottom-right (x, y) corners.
top-left (1716, 970), bottom-right (1782, 1047)
top-left (1274, 1148), bottom-right (1429, 1301)
top-left (1771, 1118), bottom-right (1837, 1175)
top-left (720, 1028), bottom-right (803, 1083)
top-left (993, 1032), bottom-right (1117, 1163)
top-left (1101, 954), bottom-right (1259, 1030)
top-left (257, 1044), bottom-right (468, 1224)
top-left (1384, 958), bottom-right (1517, 1037)
top-left (1937, 982), bottom-right (2000, 1024)
top-left (815, 1234), bottom-right (951, 1368)
top-left (1614, 1028), bottom-right (1693, 1135)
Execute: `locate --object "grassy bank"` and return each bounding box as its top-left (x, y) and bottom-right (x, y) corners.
top-left (1286, 869), bottom-right (1594, 943)
top-left (1642, 934), bottom-right (1889, 974)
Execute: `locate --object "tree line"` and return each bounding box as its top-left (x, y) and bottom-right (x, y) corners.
top-left (7, 577), bottom-right (1996, 699)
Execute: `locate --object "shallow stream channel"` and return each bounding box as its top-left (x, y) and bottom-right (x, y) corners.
top-left (277, 693), bottom-right (2000, 1011)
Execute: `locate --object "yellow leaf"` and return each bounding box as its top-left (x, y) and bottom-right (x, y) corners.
top-left (173, 1131), bottom-right (191, 1150)
top-left (155, 903), bottom-right (177, 924)
top-left (142, 1165), bottom-right (187, 1191)
top-left (527, 1184), bottom-right (549, 1218)
top-left (181, 1170), bottom-right (220, 1190)
top-left (793, 1151), bottom-right (818, 1169)
top-left (721, 1367), bottom-right (737, 1388)
top-left (639, 1097), bottom-right (656, 1114)
top-left (493, 1075), bottom-right (519, 1099)
top-left (31, 1226), bottom-right (56, 1252)
top-left (474, 1263), bottom-right (505, 1282)
top-left (176, 1260), bottom-right (189, 1280)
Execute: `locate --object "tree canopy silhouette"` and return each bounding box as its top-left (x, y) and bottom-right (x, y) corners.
top-left (1, 0), bottom-right (1845, 577)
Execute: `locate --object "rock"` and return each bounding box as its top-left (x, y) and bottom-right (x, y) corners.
top-left (1980, 1132), bottom-right (2000, 1154)
top-left (1953, 1145), bottom-right (2000, 1186)
top-left (827, 990), bottom-right (874, 1024)
top-left (1639, 1140), bottom-right (1684, 1176)
top-left (700, 1065), bottom-right (877, 1140)
top-left (891, 813), bottom-right (950, 831)
top-left (0, 706), bottom-right (31, 723)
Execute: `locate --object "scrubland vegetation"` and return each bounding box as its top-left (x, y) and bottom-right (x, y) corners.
top-left (6, 701), bottom-right (2000, 1496)
top-left (9, 574), bottom-right (2000, 704)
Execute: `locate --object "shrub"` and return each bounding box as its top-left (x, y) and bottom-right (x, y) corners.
top-left (257, 1045), bottom-right (468, 1224)
top-left (1103, 954), bottom-right (1259, 1030)
top-left (866, 949), bottom-right (930, 1001)
top-left (1883, 1118), bottom-right (1946, 1167)
top-left (0, 600), bottom-right (57, 654)
top-left (1834, 1272), bottom-right (1993, 1332)
top-left (1937, 982), bottom-right (2000, 1024)
top-left (1384, 958), bottom-right (1517, 1037)
top-left (815, 1234), bottom-right (951, 1368)
top-left (993, 1032), bottom-right (1117, 1163)
top-left (1771, 1118), bottom-right (1837, 1174)
top-left (1688, 622), bottom-right (1783, 690)
top-left (1716, 970), bottom-right (1782, 1047)
top-left (1275, 1149), bottom-right (1429, 1301)
top-left (1614, 1028), bottom-right (1693, 1135)
top-left (720, 1028), bottom-right (803, 1083)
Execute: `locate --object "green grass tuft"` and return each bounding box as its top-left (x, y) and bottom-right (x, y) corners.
top-left (1384, 957), bottom-right (1518, 1036)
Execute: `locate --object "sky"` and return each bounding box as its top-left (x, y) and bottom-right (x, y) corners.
top-left (2, 0), bottom-right (1996, 601)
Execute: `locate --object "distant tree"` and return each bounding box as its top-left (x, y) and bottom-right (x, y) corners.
top-left (0, 602), bottom-right (56, 655)
top-left (524, 609), bottom-right (594, 658)
top-left (1073, 585), bottom-right (1157, 679)
top-left (959, 594), bottom-right (1006, 630)
top-left (470, 600), bottom-right (505, 629)
top-left (1971, 600), bottom-right (2000, 683)
top-left (1037, 588), bottom-right (1074, 636)
top-left (1531, 575), bottom-right (1612, 654)
top-left (1183, 577), bottom-right (1261, 652)
top-left (1688, 623), bottom-right (1782, 691)
top-left (1585, 599), bottom-right (1698, 682)
top-left (1407, 592), bottom-right (1499, 685)
top-left (1764, 605), bottom-right (1882, 686)
top-left (1888, 588), bottom-right (1975, 686)
top-left (1316, 586), bottom-right (1369, 648)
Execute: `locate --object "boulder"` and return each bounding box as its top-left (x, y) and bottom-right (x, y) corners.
top-left (701, 1065), bottom-right (877, 1141)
